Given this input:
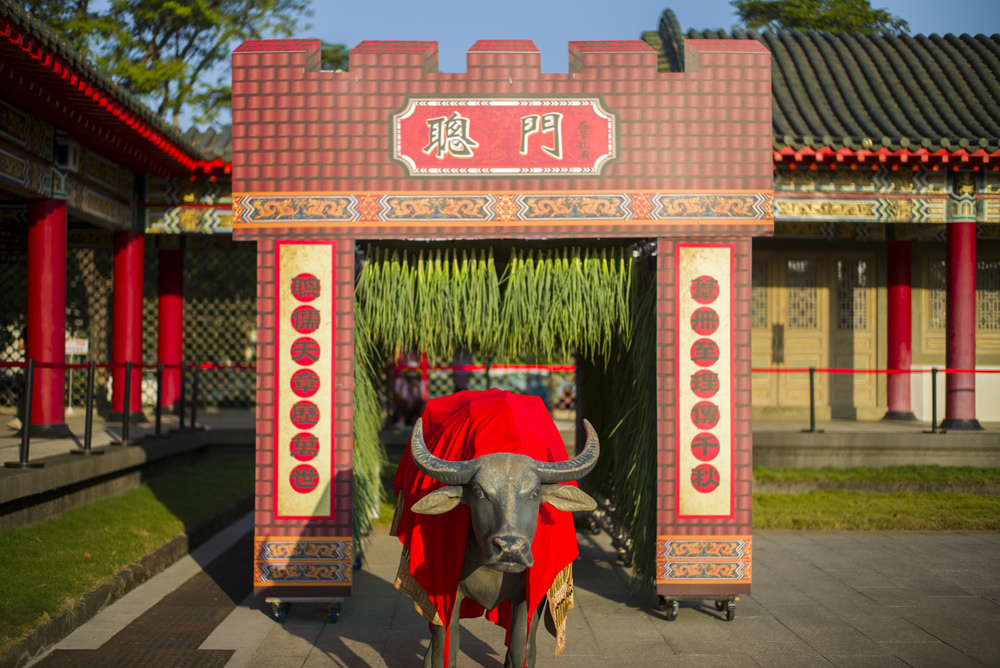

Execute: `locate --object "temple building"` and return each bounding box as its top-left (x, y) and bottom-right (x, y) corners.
top-left (0, 1), bottom-right (235, 435)
top-left (644, 11), bottom-right (1000, 426)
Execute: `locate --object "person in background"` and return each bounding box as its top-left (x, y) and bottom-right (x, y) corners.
top-left (452, 347), bottom-right (473, 393)
top-left (393, 369), bottom-right (426, 427)
top-left (6, 327), bottom-right (25, 431)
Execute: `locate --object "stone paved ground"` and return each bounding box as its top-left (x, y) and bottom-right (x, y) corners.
top-left (29, 513), bottom-right (1000, 668)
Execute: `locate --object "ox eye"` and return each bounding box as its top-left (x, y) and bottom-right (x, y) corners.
top-left (472, 485), bottom-right (485, 500)
top-left (530, 489), bottom-right (539, 500)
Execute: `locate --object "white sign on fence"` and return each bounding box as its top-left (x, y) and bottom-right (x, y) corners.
top-left (66, 338), bottom-right (89, 356)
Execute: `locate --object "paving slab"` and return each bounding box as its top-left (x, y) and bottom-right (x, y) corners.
top-left (23, 518), bottom-right (1000, 668)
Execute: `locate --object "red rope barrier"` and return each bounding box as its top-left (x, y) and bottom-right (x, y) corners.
top-left (752, 367), bottom-right (1000, 375)
top-left (5, 359), bottom-right (999, 375)
top-left (0, 360), bottom-right (257, 371)
top-left (393, 363), bottom-right (578, 373)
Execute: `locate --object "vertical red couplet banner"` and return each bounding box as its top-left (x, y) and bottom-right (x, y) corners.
top-left (275, 242), bottom-right (336, 520)
top-left (675, 244), bottom-right (735, 519)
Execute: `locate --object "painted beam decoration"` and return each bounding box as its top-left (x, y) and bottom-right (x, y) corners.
top-left (676, 244), bottom-right (734, 519)
top-left (276, 241), bottom-right (336, 519)
top-left (392, 98), bottom-right (616, 175)
top-left (232, 190), bottom-right (773, 232)
top-left (657, 536), bottom-right (752, 584)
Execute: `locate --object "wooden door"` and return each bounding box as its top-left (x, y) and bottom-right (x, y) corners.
top-left (752, 252), bottom-right (829, 408)
top-left (752, 251), bottom-right (877, 413)
top-left (829, 255), bottom-right (877, 411)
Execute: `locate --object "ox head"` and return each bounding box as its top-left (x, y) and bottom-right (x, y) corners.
top-left (408, 419), bottom-right (599, 573)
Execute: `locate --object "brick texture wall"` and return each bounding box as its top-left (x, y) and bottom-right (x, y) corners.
top-left (230, 38), bottom-right (771, 196)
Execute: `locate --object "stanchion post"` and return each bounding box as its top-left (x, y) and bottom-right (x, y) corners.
top-left (5, 359), bottom-right (43, 468)
top-left (800, 366), bottom-right (824, 434)
top-left (146, 361), bottom-right (168, 439)
top-left (190, 362), bottom-right (200, 429)
top-left (923, 367), bottom-right (946, 434)
top-left (111, 361), bottom-right (139, 445)
top-left (71, 361), bottom-right (103, 455)
top-left (178, 362), bottom-right (187, 429)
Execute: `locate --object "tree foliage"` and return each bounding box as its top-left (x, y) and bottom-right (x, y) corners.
top-left (731, 0), bottom-right (910, 34)
top-left (320, 41), bottom-right (349, 71)
top-left (21, 0), bottom-right (313, 127)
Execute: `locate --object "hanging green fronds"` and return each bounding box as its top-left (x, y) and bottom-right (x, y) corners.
top-left (581, 249), bottom-right (658, 600)
top-left (351, 307), bottom-right (386, 548)
top-left (494, 247), bottom-right (632, 362)
top-left (353, 241), bottom-right (657, 597)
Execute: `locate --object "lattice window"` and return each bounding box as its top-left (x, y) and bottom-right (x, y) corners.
top-left (836, 260), bottom-right (868, 330)
top-left (0, 255), bottom-right (27, 410)
top-left (787, 259), bottom-right (818, 329)
top-left (751, 259), bottom-right (768, 329)
top-left (182, 240), bottom-right (257, 409)
top-left (927, 259), bottom-right (947, 331)
top-left (979, 259), bottom-right (1000, 331)
top-left (66, 247), bottom-right (113, 410)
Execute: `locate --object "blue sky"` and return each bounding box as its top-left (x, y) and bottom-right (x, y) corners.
top-left (307, 0), bottom-right (1000, 74)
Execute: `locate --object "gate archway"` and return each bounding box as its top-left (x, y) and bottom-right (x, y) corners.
top-left (353, 241), bottom-right (658, 588)
top-left (232, 37), bottom-right (771, 606)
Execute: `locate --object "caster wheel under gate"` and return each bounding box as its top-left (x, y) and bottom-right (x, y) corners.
top-left (266, 597), bottom-right (344, 623)
top-left (659, 595), bottom-right (738, 622)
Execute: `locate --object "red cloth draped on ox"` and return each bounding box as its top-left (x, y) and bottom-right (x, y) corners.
top-left (392, 389), bottom-right (579, 663)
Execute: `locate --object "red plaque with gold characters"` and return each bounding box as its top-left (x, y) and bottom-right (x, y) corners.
top-left (392, 98), bottom-right (617, 176)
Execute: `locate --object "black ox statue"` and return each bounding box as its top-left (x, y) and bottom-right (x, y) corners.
top-left (391, 389), bottom-right (600, 668)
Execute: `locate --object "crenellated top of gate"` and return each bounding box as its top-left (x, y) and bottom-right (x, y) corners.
top-left (231, 37), bottom-right (773, 240)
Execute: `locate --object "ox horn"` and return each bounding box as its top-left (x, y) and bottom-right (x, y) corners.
top-left (536, 419), bottom-right (600, 483)
top-left (409, 418), bottom-right (477, 485)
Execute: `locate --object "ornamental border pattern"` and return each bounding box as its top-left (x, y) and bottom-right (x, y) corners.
top-left (232, 191), bottom-right (774, 228)
top-left (656, 535), bottom-right (752, 585)
top-left (775, 195), bottom-right (951, 223)
top-left (147, 206), bottom-right (233, 234)
top-left (254, 537), bottom-right (353, 586)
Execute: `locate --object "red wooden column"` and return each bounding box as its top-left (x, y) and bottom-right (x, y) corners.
top-left (158, 246), bottom-right (184, 411)
top-left (884, 239), bottom-right (915, 420)
top-left (941, 221), bottom-right (982, 430)
top-left (111, 231), bottom-right (145, 420)
top-left (26, 199), bottom-right (71, 436)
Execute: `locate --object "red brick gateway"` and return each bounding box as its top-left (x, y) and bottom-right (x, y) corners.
top-left (230, 36), bottom-right (773, 615)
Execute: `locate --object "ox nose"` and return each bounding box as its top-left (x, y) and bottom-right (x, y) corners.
top-left (492, 535), bottom-right (530, 556)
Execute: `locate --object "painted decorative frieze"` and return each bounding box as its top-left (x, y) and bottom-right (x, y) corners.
top-left (657, 536), bottom-right (752, 586)
top-left (233, 191), bottom-right (773, 232)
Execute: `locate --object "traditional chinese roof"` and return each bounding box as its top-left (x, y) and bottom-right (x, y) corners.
top-left (647, 10), bottom-right (1000, 168)
top-left (0, 0), bottom-right (214, 176)
top-left (184, 126), bottom-right (233, 173)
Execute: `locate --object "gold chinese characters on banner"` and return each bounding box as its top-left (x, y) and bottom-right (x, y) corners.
top-left (276, 242), bottom-right (335, 519)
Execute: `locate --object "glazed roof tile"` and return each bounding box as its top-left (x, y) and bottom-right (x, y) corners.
top-left (648, 10), bottom-right (1000, 154)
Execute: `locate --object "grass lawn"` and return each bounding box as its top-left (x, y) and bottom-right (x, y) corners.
top-left (752, 466), bottom-right (1000, 530)
top-left (753, 465), bottom-right (1000, 486)
top-left (0, 456), bottom-right (252, 653)
top-left (753, 490), bottom-right (1000, 530)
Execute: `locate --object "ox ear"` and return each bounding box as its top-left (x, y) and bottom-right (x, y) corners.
top-left (411, 486), bottom-right (465, 515)
top-left (540, 484), bottom-right (597, 512)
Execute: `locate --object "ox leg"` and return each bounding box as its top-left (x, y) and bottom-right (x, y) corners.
top-left (503, 599), bottom-right (544, 668)
top-left (423, 596), bottom-right (462, 668)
